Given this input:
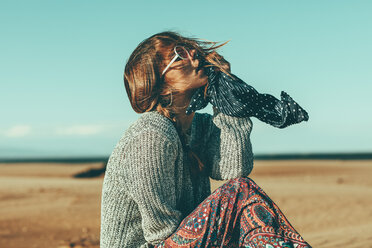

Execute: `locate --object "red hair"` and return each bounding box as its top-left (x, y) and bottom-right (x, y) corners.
top-left (124, 31), bottom-right (230, 176)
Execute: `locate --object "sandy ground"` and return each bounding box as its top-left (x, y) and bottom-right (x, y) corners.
top-left (0, 160), bottom-right (371, 248)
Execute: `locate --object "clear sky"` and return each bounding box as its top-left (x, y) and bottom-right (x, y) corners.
top-left (1, 0), bottom-right (371, 158)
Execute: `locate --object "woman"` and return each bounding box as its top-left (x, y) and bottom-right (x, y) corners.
top-left (100, 31), bottom-right (311, 248)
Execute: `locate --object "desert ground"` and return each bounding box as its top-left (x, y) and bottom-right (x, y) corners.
top-left (0, 160), bottom-right (371, 248)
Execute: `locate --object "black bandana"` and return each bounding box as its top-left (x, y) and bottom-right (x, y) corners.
top-left (186, 67), bottom-right (309, 128)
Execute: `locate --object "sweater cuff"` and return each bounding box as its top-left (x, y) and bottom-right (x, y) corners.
top-left (213, 107), bottom-right (253, 131)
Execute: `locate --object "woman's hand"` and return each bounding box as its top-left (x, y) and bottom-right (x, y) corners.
top-left (206, 51), bottom-right (231, 73)
top-left (217, 53), bottom-right (231, 73)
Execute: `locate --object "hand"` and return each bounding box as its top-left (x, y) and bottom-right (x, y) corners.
top-left (206, 51), bottom-right (231, 73)
top-left (218, 54), bottom-right (231, 73)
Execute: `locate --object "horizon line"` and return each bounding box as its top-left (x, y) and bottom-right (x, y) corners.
top-left (1, 152), bottom-right (372, 163)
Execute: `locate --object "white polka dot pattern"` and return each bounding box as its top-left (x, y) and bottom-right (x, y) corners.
top-left (186, 67), bottom-right (309, 128)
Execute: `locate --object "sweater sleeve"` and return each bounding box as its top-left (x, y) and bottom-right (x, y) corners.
top-left (203, 108), bottom-right (254, 180)
top-left (122, 130), bottom-right (182, 246)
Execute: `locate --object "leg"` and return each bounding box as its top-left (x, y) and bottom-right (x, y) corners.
top-left (155, 177), bottom-right (311, 248)
top-left (238, 178), bottom-right (311, 248)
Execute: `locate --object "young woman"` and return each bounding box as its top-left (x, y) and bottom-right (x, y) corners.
top-left (100, 31), bottom-right (311, 248)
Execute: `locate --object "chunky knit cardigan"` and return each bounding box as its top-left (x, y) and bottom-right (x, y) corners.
top-left (100, 110), bottom-right (254, 248)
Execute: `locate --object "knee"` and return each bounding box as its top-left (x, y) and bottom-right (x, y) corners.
top-left (224, 177), bottom-right (252, 192)
top-left (228, 176), bottom-right (252, 185)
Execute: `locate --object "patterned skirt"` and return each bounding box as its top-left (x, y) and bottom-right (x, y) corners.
top-left (155, 177), bottom-right (311, 248)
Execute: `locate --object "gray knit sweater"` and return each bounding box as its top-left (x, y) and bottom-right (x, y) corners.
top-left (100, 110), bottom-right (253, 248)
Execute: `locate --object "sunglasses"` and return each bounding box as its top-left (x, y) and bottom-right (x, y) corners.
top-left (161, 46), bottom-right (191, 76)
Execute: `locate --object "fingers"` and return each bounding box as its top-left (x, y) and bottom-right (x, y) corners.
top-left (207, 51), bottom-right (231, 73)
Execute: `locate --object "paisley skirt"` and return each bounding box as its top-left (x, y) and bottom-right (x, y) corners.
top-left (155, 177), bottom-right (311, 248)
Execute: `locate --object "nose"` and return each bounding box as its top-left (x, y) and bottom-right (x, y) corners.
top-left (189, 49), bottom-right (197, 60)
top-left (188, 49), bottom-right (199, 68)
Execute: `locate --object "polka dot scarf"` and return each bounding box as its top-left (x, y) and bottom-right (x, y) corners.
top-left (186, 67), bottom-right (309, 128)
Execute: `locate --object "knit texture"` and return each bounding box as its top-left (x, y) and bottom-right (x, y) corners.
top-left (100, 110), bottom-right (254, 248)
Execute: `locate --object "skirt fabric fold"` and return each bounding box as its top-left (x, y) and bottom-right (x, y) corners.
top-left (155, 177), bottom-right (311, 248)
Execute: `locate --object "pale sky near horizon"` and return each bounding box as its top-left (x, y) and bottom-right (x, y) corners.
top-left (1, 0), bottom-right (371, 158)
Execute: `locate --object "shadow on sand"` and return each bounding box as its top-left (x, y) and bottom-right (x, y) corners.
top-left (73, 161), bottom-right (107, 178)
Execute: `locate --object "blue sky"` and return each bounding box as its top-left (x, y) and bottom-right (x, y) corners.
top-left (1, 0), bottom-right (371, 158)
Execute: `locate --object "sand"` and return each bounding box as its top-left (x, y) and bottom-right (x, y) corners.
top-left (0, 160), bottom-right (371, 248)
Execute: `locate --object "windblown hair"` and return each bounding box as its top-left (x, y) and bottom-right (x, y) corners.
top-left (124, 31), bottom-right (230, 176)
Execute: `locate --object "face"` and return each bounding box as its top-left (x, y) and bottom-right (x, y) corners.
top-left (163, 48), bottom-right (208, 94)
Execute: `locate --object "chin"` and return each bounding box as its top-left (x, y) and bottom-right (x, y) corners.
top-left (200, 78), bottom-right (208, 87)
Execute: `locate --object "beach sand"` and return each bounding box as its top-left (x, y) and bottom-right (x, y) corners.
top-left (0, 160), bottom-right (371, 248)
